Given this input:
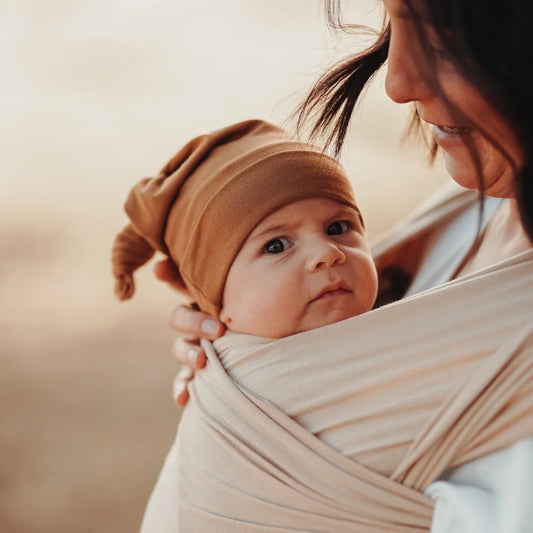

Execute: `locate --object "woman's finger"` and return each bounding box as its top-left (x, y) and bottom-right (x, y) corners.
top-left (172, 337), bottom-right (207, 369)
top-left (173, 368), bottom-right (194, 407)
top-left (169, 305), bottom-right (225, 341)
top-left (177, 365), bottom-right (195, 381)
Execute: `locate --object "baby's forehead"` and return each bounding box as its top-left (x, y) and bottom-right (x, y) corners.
top-left (248, 197), bottom-right (362, 236)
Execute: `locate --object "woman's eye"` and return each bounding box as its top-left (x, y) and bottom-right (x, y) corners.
top-left (263, 237), bottom-right (292, 254)
top-left (424, 27), bottom-right (454, 63)
top-left (327, 220), bottom-right (349, 236)
top-left (429, 43), bottom-right (453, 63)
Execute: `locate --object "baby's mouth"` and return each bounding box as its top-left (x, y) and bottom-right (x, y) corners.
top-left (314, 288), bottom-right (351, 301)
top-left (310, 282), bottom-right (352, 303)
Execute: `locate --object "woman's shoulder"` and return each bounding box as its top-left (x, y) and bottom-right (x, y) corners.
top-left (371, 182), bottom-right (477, 262)
top-left (371, 183), bottom-right (505, 301)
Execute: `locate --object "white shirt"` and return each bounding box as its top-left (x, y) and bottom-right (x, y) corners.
top-left (426, 438), bottom-right (533, 533)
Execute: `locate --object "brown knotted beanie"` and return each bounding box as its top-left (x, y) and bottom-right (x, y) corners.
top-left (112, 119), bottom-right (358, 316)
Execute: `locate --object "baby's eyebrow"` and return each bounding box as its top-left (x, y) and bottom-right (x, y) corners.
top-left (333, 206), bottom-right (363, 222)
top-left (249, 223), bottom-right (290, 241)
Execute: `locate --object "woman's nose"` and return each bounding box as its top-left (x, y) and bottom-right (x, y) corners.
top-left (384, 26), bottom-right (432, 104)
top-left (306, 239), bottom-right (346, 272)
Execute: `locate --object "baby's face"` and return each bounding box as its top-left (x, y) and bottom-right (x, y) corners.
top-left (220, 197), bottom-right (378, 338)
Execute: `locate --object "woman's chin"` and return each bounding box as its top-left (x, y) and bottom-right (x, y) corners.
top-left (442, 142), bottom-right (516, 198)
top-left (443, 153), bottom-right (479, 191)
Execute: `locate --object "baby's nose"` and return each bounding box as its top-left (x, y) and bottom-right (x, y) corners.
top-left (306, 239), bottom-right (346, 272)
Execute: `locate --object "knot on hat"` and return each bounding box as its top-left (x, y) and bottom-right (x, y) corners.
top-left (112, 223), bottom-right (156, 300)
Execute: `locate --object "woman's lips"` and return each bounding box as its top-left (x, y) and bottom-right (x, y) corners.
top-left (432, 124), bottom-right (473, 149)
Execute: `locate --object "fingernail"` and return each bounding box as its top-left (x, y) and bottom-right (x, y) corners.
top-left (175, 390), bottom-right (185, 406)
top-left (174, 384), bottom-right (185, 402)
top-left (195, 351), bottom-right (206, 369)
top-left (201, 319), bottom-right (220, 336)
top-left (188, 348), bottom-right (199, 365)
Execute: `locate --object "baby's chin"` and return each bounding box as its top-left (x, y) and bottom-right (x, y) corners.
top-left (224, 302), bottom-right (369, 339)
top-left (296, 306), bottom-right (364, 334)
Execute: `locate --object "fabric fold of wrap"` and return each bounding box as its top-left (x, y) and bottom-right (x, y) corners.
top-left (142, 247), bottom-right (533, 532)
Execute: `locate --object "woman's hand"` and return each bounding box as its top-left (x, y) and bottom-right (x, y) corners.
top-left (154, 258), bottom-right (225, 406)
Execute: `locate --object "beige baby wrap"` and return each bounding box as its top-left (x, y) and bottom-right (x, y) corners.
top-left (141, 188), bottom-right (533, 532)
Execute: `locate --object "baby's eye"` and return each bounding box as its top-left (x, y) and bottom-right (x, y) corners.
top-left (326, 220), bottom-right (349, 236)
top-left (263, 237), bottom-right (292, 254)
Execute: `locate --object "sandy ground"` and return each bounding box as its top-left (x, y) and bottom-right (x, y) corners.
top-left (1, 2), bottom-right (448, 531)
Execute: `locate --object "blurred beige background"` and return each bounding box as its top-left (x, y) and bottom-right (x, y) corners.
top-left (1, 1), bottom-right (448, 532)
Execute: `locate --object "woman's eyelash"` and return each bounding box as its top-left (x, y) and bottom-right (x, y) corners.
top-left (429, 43), bottom-right (452, 61)
top-left (424, 27), bottom-right (454, 62)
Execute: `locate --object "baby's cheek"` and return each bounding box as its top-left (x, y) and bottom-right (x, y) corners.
top-left (257, 291), bottom-right (290, 321)
top-left (256, 288), bottom-right (304, 337)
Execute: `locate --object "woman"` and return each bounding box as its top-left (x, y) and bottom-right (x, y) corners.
top-left (153, 0), bottom-right (533, 530)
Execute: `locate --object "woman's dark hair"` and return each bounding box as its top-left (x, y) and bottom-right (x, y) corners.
top-left (297, 0), bottom-right (533, 243)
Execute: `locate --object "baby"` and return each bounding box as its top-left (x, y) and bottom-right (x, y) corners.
top-left (112, 119), bottom-right (378, 338)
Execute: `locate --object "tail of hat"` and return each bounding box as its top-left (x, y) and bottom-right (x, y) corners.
top-left (112, 223), bottom-right (156, 300)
